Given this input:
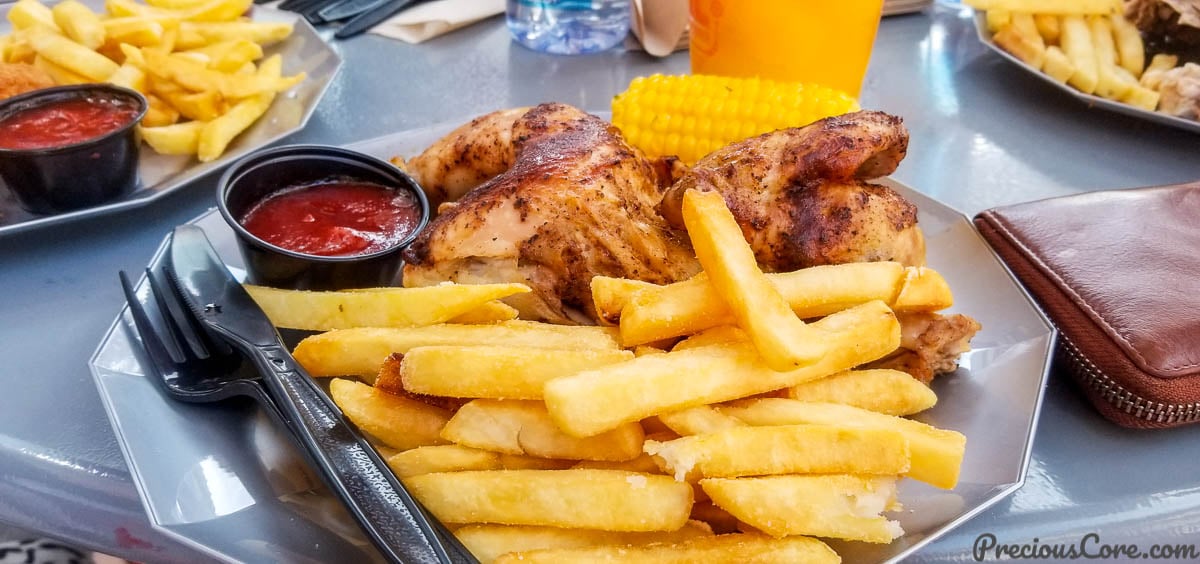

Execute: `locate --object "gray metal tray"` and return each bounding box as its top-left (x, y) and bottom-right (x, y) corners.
top-left (0, 4), bottom-right (342, 236)
top-left (89, 122), bottom-right (1055, 563)
top-left (973, 12), bottom-right (1200, 134)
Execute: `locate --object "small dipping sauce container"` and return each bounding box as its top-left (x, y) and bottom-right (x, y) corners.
top-left (0, 84), bottom-right (147, 214)
top-left (218, 145), bottom-right (430, 290)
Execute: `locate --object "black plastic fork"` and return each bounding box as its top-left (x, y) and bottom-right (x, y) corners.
top-left (120, 268), bottom-right (291, 425)
top-left (119, 267), bottom-right (477, 564)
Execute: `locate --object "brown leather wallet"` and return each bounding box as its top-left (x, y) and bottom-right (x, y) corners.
top-left (973, 181), bottom-right (1200, 429)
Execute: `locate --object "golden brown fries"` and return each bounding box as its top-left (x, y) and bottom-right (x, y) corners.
top-left (702, 475), bottom-right (902, 542)
top-left (644, 424), bottom-right (911, 481)
top-left (656, 406), bottom-right (746, 436)
top-left (721, 398), bottom-right (967, 489)
top-left (441, 400), bottom-right (645, 461)
top-left (398, 346), bottom-right (632, 400)
top-left (0, 0), bottom-right (303, 161)
top-left (405, 469), bottom-right (693, 531)
top-left (680, 189), bottom-right (824, 370)
top-left (543, 300), bottom-right (900, 438)
top-left (293, 322), bottom-right (621, 380)
top-left (243, 283), bottom-right (531, 330)
top-left (786, 368), bottom-right (938, 416)
top-left (327, 378), bottom-right (450, 451)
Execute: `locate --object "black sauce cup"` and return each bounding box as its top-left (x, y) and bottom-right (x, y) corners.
top-left (0, 84), bottom-right (147, 214)
top-left (217, 145), bottom-right (430, 290)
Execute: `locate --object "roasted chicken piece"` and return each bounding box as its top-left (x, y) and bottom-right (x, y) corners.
top-left (403, 103), bottom-right (699, 324)
top-left (659, 110), bottom-right (924, 273)
top-left (406, 107), bottom-right (528, 210)
top-left (868, 312), bottom-right (983, 384)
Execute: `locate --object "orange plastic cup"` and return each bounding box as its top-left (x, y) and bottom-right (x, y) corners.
top-left (689, 0), bottom-right (885, 96)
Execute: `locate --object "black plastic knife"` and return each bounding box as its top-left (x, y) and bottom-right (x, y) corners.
top-left (334, 0), bottom-right (423, 39)
top-left (168, 225), bottom-right (477, 564)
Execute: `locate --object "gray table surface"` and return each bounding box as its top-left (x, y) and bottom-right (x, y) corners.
top-left (2, 2), bottom-right (1199, 562)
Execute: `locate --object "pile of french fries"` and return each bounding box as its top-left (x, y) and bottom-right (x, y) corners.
top-left (968, 0), bottom-right (1171, 112)
top-left (248, 190), bottom-right (969, 563)
top-left (0, 0), bottom-right (303, 161)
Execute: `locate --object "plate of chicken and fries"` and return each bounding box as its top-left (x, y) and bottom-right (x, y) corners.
top-left (0, 0), bottom-right (341, 235)
top-left (90, 105), bottom-right (1055, 563)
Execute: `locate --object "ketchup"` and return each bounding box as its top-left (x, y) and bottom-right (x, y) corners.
top-left (240, 180), bottom-right (422, 257)
top-left (0, 95), bottom-right (141, 150)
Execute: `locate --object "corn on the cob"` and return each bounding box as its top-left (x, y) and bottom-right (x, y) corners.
top-left (611, 74), bottom-right (860, 164)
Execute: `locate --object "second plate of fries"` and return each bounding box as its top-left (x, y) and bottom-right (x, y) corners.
top-left (0, 0), bottom-right (341, 236)
top-left (89, 120), bottom-right (1057, 564)
top-left (969, 0), bottom-right (1200, 134)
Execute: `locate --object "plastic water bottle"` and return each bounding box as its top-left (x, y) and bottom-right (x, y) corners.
top-left (506, 0), bottom-right (631, 55)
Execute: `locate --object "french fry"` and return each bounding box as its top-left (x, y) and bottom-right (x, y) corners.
top-left (1060, 15), bottom-right (1099, 94)
top-left (156, 85), bottom-right (224, 121)
top-left (197, 87), bottom-right (268, 161)
top-left (440, 400), bottom-right (645, 461)
top-left (102, 16), bottom-right (170, 47)
top-left (387, 445), bottom-right (504, 478)
top-left (1121, 84), bottom-right (1160, 111)
top-left (107, 62), bottom-right (147, 93)
top-left (144, 0), bottom-right (210, 9)
top-left (1145, 53), bottom-right (1179, 75)
top-left (619, 262), bottom-right (938, 346)
top-left (590, 275), bottom-right (659, 325)
top-left (1109, 13), bottom-right (1144, 77)
top-left (405, 469), bottom-right (693, 531)
top-left (721, 398), bottom-right (966, 489)
top-left (187, 38), bottom-right (263, 72)
top-left (385, 445), bottom-right (567, 478)
top-left (7, 0), bottom-right (59, 31)
top-left (671, 325), bottom-right (747, 351)
top-left (681, 189), bottom-right (824, 370)
top-left (543, 300), bottom-right (899, 438)
top-left (966, 0), bottom-right (1120, 15)
top-left (785, 369), bottom-right (938, 416)
top-left (51, 0), bottom-right (106, 49)
top-left (702, 475), bottom-right (902, 543)
top-left (643, 424), bottom-right (910, 481)
top-left (328, 378), bottom-right (451, 451)
top-left (994, 13), bottom-right (1045, 69)
top-left (176, 21), bottom-right (293, 49)
top-left (31, 55), bottom-right (90, 85)
top-left (140, 120), bottom-right (206, 154)
top-left (1089, 16), bottom-right (1132, 99)
top-left (447, 300), bottom-right (520, 324)
top-left (1033, 13), bottom-right (1060, 44)
top-left (494, 533), bottom-right (839, 564)
top-left (243, 284), bottom-right (530, 330)
top-left (399, 345), bottom-right (633, 400)
top-left (456, 523), bottom-right (714, 564)
top-left (656, 406), bottom-right (746, 436)
top-left (177, 0), bottom-right (253, 23)
top-left (1041, 45), bottom-right (1077, 84)
top-left (27, 28), bottom-right (119, 80)
top-left (294, 322), bottom-right (621, 380)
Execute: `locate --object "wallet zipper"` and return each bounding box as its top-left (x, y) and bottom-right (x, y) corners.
top-left (1059, 334), bottom-right (1200, 425)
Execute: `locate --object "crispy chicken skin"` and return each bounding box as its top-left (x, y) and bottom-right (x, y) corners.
top-left (406, 107), bottom-right (528, 209)
top-left (659, 110), bottom-right (924, 272)
top-left (403, 103), bottom-right (699, 324)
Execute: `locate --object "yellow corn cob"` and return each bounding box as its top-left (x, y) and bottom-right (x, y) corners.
top-left (611, 74), bottom-right (860, 164)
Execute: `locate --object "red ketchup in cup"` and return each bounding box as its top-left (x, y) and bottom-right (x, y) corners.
top-left (240, 180), bottom-right (424, 257)
top-left (0, 95), bottom-right (142, 150)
